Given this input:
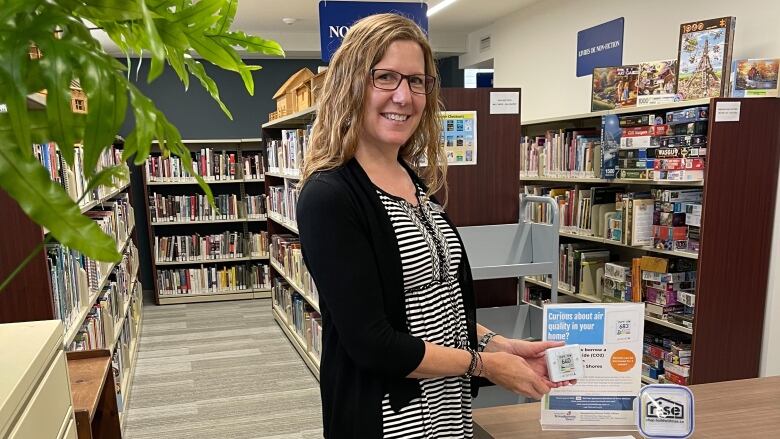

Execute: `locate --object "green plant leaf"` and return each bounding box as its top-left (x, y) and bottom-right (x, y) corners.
top-left (37, 39), bottom-right (77, 166)
top-left (214, 0), bottom-right (237, 34)
top-left (80, 64), bottom-right (118, 178)
top-left (139, 0), bottom-right (166, 82)
top-left (172, 0), bottom-right (223, 28)
top-left (216, 31), bottom-right (285, 57)
top-left (0, 138), bottom-right (120, 262)
top-left (188, 33), bottom-right (240, 72)
top-left (0, 44), bottom-right (31, 154)
top-left (184, 57), bottom-right (232, 119)
top-left (83, 164), bottom-right (128, 194)
top-left (76, 0), bottom-right (143, 21)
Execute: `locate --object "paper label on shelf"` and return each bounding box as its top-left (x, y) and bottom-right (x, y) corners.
top-left (489, 91), bottom-right (520, 114)
top-left (714, 101), bottom-right (740, 122)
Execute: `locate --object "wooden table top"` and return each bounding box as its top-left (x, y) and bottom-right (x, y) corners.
top-left (473, 376), bottom-right (780, 438)
top-left (66, 350), bottom-right (112, 419)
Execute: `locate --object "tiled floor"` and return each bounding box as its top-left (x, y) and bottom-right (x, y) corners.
top-left (124, 299), bottom-right (323, 439)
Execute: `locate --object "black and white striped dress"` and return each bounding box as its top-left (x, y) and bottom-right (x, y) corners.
top-left (377, 184), bottom-right (474, 439)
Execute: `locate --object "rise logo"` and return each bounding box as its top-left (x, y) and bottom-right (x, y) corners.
top-left (646, 397), bottom-right (684, 420)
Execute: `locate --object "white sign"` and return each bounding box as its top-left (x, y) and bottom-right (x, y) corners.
top-left (541, 303), bottom-right (645, 431)
top-left (714, 101), bottom-right (741, 122)
top-left (489, 91), bottom-right (519, 114)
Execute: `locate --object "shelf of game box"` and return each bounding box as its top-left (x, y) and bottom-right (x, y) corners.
top-left (641, 375), bottom-right (660, 385)
top-left (62, 227), bottom-right (136, 349)
top-left (522, 277), bottom-right (694, 335)
top-left (559, 230), bottom-right (699, 260)
top-left (154, 255), bottom-right (270, 266)
top-left (269, 258), bottom-right (320, 314)
top-left (146, 177), bottom-right (265, 185)
top-left (267, 210), bottom-right (299, 234)
top-left (272, 304), bottom-right (321, 380)
top-left (262, 106), bottom-right (317, 129)
top-left (520, 98), bottom-right (712, 126)
top-left (150, 216), bottom-right (267, 226)
top-left (519, 175), bottom-right (705, 187)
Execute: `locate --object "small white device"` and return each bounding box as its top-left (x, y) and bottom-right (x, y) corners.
top-left (545, 344), bottom-right (584, 382)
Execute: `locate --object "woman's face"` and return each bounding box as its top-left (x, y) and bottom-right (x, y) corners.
top-left (360, 40), bottom-right (427, 153)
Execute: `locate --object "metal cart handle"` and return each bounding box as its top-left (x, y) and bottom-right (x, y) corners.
top-left (519, 194), bottom-right (559, 231)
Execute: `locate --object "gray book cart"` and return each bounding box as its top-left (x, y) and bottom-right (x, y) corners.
top-left (457, 195), bottom-right (560, 408)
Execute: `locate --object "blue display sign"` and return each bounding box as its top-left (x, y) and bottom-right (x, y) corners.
top-left (576, 17), bottom-right (624, 77)
top-left (319, 1), bottom-right (428, 62)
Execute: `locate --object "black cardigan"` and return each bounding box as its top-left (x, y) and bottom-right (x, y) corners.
top-left (296, 158), bottom-right (479, 438)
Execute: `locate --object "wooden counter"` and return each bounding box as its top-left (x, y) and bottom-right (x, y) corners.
top-left (473, 376), bottom-right (780, 438)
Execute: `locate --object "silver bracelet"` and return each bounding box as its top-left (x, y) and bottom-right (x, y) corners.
top-left (478, 331), bottom-right (497, 352)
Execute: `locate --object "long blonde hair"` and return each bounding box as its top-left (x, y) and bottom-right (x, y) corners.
top-left (300, 13), bottom-right (446, 198)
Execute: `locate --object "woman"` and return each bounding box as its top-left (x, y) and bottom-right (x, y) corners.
top-left (297, 13), bottom-right (570, 438)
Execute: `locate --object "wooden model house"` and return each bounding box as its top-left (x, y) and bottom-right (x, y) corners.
top-left (271, 68), bottom-right (314, 120)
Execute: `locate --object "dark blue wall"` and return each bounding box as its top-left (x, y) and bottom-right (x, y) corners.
top-left (126, 55), bottom-right (464, 292)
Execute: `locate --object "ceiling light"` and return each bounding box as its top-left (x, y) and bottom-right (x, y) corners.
top-left (427, 0), bottom-right (458, 17)
top-left (282, 17), bottom-right (298, 25)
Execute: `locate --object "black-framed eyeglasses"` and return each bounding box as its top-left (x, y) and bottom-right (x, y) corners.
top-left (370, 68), bottom-right (436, 95)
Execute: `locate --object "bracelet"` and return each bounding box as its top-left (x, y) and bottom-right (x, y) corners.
top-left (478, 331), bottom-right (498, 352)
top-left (465, 348), bottom-right (483, 378)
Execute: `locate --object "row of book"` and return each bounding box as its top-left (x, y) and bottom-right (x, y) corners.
top-left (273, 279), bottom-right (322, 361)
top-left (520, 106), bottom-right (709, 183)
top-left (148, 193), bottom-right (267, 223)
top-left (145, 149), bottom-right (266, 182)
top-left (267, 126), bottom-right (311, 175)
top-left (33, 142), bottom-right (130, 210)
top-left (154, 231), bottom-right (269, 262)
top-left (643, 332), bottom-right (692, 385)
top-left (268, 185), bottom-right (300, 223)
top-left (271, 234), bottom-right (318, 303)
top-left (156, 263), bottom-right (271, 295)
top-left (524, 185), bottom-right (702, 253)
top-left (68, 273), bottom-right (141, 352)
top-left (46, 237), bottom-right (137, 335)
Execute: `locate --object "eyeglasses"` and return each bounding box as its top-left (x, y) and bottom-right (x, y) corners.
top-left (370, 68), bottom-right (436, 95)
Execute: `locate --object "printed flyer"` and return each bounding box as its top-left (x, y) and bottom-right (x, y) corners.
top-left (541, 303), bottom-right (644, 431)
top-left (439, 111), bottom-right (477, 166)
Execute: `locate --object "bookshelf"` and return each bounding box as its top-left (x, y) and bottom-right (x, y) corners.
top-left (0, 148), bottom-right (144, 431)
top-left (141, 139), bottom-right (272, 305)
top-left (262, 106), bottom-right (322, 380)
top-left (519, 97), bottom-right (780, 385)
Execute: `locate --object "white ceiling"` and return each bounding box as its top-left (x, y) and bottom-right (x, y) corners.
top-left (97, 0), bottom-right (540, 59)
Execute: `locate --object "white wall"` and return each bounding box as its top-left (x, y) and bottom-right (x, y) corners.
top-left (462, 0), bottom-right (780, 122)
top-left (460, 0), bottom-right (780, 376)
top-left (761, 171), bottom-right (780, 377)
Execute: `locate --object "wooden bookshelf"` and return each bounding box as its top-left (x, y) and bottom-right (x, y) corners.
top-left (141, 139), bottom-right (273, 305)
top-left (520, 98), bottom-right (780, 385)
top-left (270, 258), bottom-right (320, 313)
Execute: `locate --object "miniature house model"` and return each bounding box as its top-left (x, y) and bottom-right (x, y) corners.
top-left (271, 68), bottom-right (314, 119)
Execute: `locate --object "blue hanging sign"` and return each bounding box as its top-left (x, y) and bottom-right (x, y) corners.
top-left (319, 1), bottom-right (428, 62)
top-left (576, 17), bottom-right (625, 77)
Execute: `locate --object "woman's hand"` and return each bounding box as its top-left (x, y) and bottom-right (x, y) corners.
top-left (480, 352), bottom-right (552, 399)
top-left (487, 337), bottom-right (577, 387)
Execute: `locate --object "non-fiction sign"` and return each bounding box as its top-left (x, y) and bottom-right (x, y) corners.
top-left (541, 302), bottom-right (644, 430)
top-left (318, 1), bottom-right (428, 62)
top-left (577, 18), bottom-right (625, 77)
